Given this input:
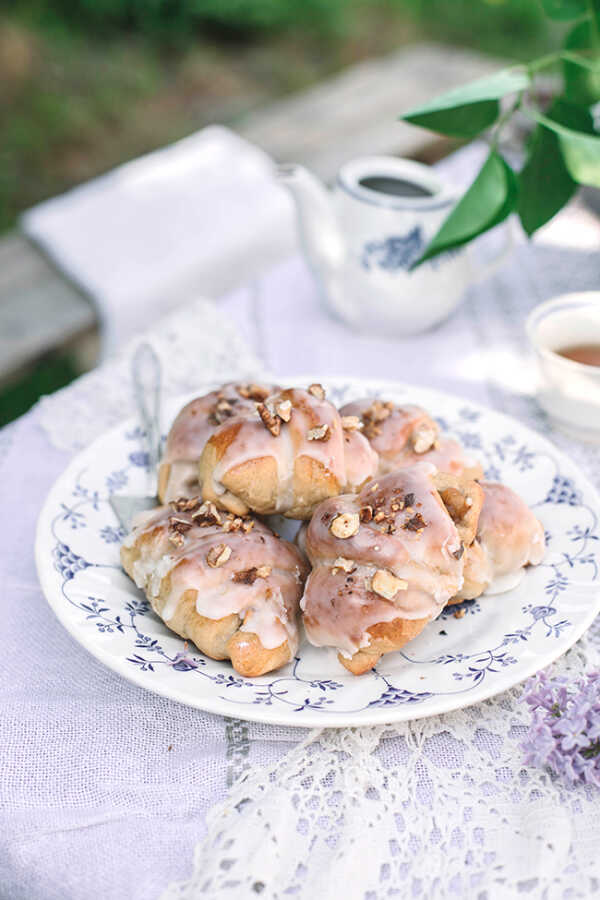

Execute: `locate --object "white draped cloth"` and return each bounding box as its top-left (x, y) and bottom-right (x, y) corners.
top-left (3, 144), bottom-right (600, 899)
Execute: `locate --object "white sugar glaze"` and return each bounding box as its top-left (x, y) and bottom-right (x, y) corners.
top-left (125, 506), bottom-right (308, 651)
top-left (160, 383), bottom-right (275, 502)
top-left (208, 387), bottom-right (378, 514)
top-left (302, 464), bottom-right (464, 656)
top-left (340, 398), bottom-right (482, 478)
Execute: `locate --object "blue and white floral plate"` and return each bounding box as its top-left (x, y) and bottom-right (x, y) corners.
top-left (35, 376), bottom-right (600, 728)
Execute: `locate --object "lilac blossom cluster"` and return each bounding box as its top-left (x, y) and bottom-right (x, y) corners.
top-left (521, 670), bottom-right (600, 786)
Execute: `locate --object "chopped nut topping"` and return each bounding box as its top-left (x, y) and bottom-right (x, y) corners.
top-left (237, 383), bottom-right (271, 401)
top-left (330, 512), bottom-right (360, 539)
top-left (359, 505), bottom-right (373, 523)
top-left (276, 399), bottom-right (292, 422)
top-left (241, 519), bottom-right (255, 534)
top-left (371, 569), bottom-right (408, 600)
top-left (452, 543), bottom-right (465, 561)
top-left (412, 423), bottom-right (437, 454)
top-left (231, 564), bottom-right (270, 584)
top-left (332, 557), bottom-right (357, 574)
top-left (206, 543), bottom-right (231, 568)
top-left (257, 402), bottom-right (281, 437)
top-left (232, 567), bottom-right (259, 585)
top-left (404, 512), bottom-right (428, 533)
top-left (373, 510), bottom-right (386, 523)
top-left (369, 483), bottom-right (379, 493)
top-left (171, 497), bottom-right (201, 513)
top-left (308, 383), bottom-right (325, 400)
top-left (168, 515), bottom-right (193, 534)
top-left (307, 423), bottom-right (330, 442)
top-left (404, 492), bottom-right (415, 508)
top-left (453, 607), bottom-right (466, 619)
top-left (169, 531), bottom-right (185, 547)
top-left (340, 415), bottom-right (363, 431)
top-left (191, 501), bottom-right (222, 526)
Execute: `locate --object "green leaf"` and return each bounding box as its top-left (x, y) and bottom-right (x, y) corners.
top-left (541, 0), bottom-right (588, 19)
top-left (562, 21), bottom-right (600, 106)
top-left (534, 108), bottom-right (600, 188)
top-left (412, 150), bottom-right (517, 268)
top-left (518, 99), bottom-right (592, 234)
top-left (400, 67), bottom-right (529, 138)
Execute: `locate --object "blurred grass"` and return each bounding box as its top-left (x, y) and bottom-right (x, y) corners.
top-left (1, 0), bottom-right (559, 233)
top-left (0, 354), bottom-right (79, 427)
top-left (0, 0), bottom-right (560, 425)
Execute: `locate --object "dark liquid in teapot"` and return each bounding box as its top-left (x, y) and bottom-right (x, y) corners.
top-left (359, 175), bottom-right (434, 198)
top-left (557, 344), bottom-right (600, 366)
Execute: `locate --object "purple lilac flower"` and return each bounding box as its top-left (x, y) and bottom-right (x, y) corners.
top-left (521, 670), bottom-right (600, 787)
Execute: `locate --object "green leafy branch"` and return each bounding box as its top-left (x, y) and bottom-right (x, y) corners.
top-left (400, 0), bottom-right (600, 268)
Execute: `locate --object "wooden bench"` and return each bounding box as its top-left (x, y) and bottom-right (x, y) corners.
top-left (0, 43), bottom-right (507, 386)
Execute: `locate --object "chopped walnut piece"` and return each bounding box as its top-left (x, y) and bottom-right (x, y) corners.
top-left (412, 423), bottom-right (437, 454)
top-left (171, 497), bottom-right (201, 513)
top-left (206, 544), bottom-right (231, 568)
top-left (276, 399), bottom-right (292, 422)
top-left (308, 383), bottom-right (325, 400)
top-left (168, 515), bottom-right (193, 533)
top-left (255, 565), bottom-right (272, 578)
top-left (307, 423), bottom-right (330, 442)
top-left (371, 569), bottom-right (408, 600)
top-left (452, 543), bottom-right (465, 561)
top-left (169, 531), bottom-right (185, 547)
top-left (232, 567), bottom-right (258, 585)
top-left (237, 383), bottom-right (271, 402)
top-left (404, 493), bottom-right (415, 508)
top-left (340, 415), bottom-right (363, 431)
top-left (256, 402), bottom-right (281, 437)
top-left (332, 557), bottom-right (356, 574)
top-left (404, 512), bottom-right (427, 532)
top-left (453, 608), bottom-right (466, 619)
top-left (359, 505), bottom-right (373, 523)
top-left (373, 510), bottom-right (386, 523)
top-left (192, 501), bottom-right (222, 526)
top-left (330, 512), bottom-right (360, 539)
top-left (241, 519), bottom-right (255, 534)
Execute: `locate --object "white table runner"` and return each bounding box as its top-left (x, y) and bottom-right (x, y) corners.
top-left (3, 145), bottom-right (600, 899)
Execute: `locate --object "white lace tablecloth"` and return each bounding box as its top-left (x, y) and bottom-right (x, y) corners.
top-left (3, 146), bottom-right (600, 900)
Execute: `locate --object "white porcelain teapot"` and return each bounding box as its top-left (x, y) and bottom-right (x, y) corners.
top-left (279, 156), bottom-right (510, 336)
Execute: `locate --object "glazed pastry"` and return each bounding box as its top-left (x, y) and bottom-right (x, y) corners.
top-left (339, 398), bottom-right (483, 480)
top-left (199, 384), bottom-right (379, 520)
top-left (300, 463), bottom-right (484, 675)
top-left (158, 382), bottom-right (275, 503)
top-left (451, 482), bottom-right (545, 601)
top-left (121, 498), bottom-right (309, 677)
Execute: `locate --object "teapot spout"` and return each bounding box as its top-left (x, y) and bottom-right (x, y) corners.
top-left (278, 164), bottom-right (344, 276)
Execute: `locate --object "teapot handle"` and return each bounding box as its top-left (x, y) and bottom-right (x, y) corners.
top-left (466, 217), bottom-right (516, 286)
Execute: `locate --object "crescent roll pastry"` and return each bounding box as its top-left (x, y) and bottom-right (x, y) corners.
top-left (452, 482), bottom-right (545, 602)
top-left (120, 498), bottom-right (309, 677)
top-left (339, 398), bottom-right (483, 480)
top-left (158, 382), bottom-right (276, 503)
top-left (300, 463), bottom-right (484, 675)
top-left (199, 384), bottom-right (379, 520)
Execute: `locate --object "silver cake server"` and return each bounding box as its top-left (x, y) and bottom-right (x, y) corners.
top-left (109, 342), bottom-right (162, 532)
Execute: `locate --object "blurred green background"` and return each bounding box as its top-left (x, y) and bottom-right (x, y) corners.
top-left (0, 0), bottom-right (560, 424)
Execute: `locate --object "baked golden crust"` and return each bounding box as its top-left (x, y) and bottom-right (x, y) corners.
top-left (199, 386), bottom-right (378, 520)
top-left (158, 382), bottom-right (277, 504)
top-left (339, 397), bottom-right (484, 481)
top-left (300, 464), bottom-right (473, 674)
top-left (120, 502), bottom-right (309, 677)
top-left (338, 617), bottom-right (430, 675)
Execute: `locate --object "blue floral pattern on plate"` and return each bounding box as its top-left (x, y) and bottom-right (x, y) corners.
top-left (35, 377), bottom-right (600, 727)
